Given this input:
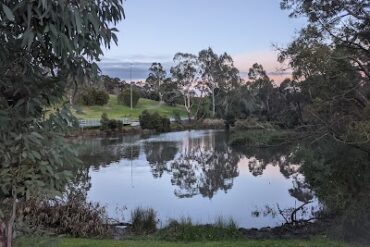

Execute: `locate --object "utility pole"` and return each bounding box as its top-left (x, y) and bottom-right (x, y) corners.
top-left (158, 78), bottom-right (160, 102)
top-left (130, 62), bottom-right (133, 110)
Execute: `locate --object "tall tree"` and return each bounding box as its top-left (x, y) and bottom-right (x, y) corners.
top-left (171, 53), bottom-right (201, 120)
top-left (198, 48), bottom-right (219, 117)
top-left (280, 0), bottom-right (370, 149)
top-left (146, 62), bottom-right (167, 102)
top-left (247, 63), bottom-right (274, 120)
top-left (0, 0), bottom-right (124, 246)
top-left (161, 77), bottom-right (180, 106)
top-left (198, 48), bottom-right (240, 117)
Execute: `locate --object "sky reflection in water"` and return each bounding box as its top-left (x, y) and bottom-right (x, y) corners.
top-left (79, 130), bottom-right (315, 228)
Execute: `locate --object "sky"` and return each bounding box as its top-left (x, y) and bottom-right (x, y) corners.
top-left (99, 0), bottom-right (306, 83)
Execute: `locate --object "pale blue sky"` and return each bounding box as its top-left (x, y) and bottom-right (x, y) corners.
top-left (100, 0), bottom-right (305, 82)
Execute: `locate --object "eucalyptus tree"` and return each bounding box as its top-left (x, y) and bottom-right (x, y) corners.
top-left (146, 62), bottom-right (167, 102)
top-left (0, 0), bottom-right (124, 245)
top-left (280, 0), bottom-right (370, 149)
top-left (247, 63), bottom-right (275, 120)
top-left (161, 77), bottom-right (180, 106)
top-left (170, 53), bottom-right (201, 121)
top-left (198, 48), bottom-right (219, 117)
top-left (281, 0), bottom-right (370, 76)
top-left (198, 48), bottom-right (241, 117)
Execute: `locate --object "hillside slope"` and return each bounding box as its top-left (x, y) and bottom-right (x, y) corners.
top-left (74, 95), bottom-right (186, 120)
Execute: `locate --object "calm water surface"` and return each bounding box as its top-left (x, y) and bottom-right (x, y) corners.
top-left (78, 130), bottom-right (315, 228)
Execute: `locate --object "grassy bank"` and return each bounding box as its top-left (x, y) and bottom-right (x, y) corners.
top-left (229, 130), bottom-right (294, 147)
top-left (73, 95), bottom-right (187, 119)
top-left (51, 238), bottom-right (360, 247)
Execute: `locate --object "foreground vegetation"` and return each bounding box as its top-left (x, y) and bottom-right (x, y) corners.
top-left (15, 238), bottom-right (361, 247)
top-left (73, 95), bottom-right (186, 120)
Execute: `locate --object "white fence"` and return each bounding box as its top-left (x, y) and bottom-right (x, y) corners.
top-left (79, 118), bottom-right (140, 128)
top-left (79, 117), bottom-right (192, 128)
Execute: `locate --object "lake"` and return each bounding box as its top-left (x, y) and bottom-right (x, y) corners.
top-left (77, 129), bottom-right (317, 228)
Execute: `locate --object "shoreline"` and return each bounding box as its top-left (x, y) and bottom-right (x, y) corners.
top-left (65, 122), bottom-right (226, 139)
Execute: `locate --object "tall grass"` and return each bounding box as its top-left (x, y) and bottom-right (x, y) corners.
top-left (130, 207), bottom-right (158, 235)
top-left (156, 216), bottom-right (242, 241)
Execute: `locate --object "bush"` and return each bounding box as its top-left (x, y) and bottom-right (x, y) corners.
top-left (79, 87), bottom-right (109, 106)
top-left (130, 207), bottom-right (157, 235)
top-left (172, 110), bottom-right (182, 124)
top-left (202, 118), bottom-right (225, 129)
top-left (139, 110), bottom-right (170, 132)
top-left (117, 88), bottom-right (140, 107)
top-left (22, 194), bottom-right (111, 237)
top-left (100, 113), bottom-right (123, 132)
top-left (138, 110), bottom-right (152, 129)
top-left (94, 89), bottom-right (110, 105)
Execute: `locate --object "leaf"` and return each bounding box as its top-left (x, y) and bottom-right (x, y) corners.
top-left (75, 13), bottom-right (82, 34)
top-left (2, 4), bottom-right (14, 21)
top-left (49, 24), bottom-right (58, 36)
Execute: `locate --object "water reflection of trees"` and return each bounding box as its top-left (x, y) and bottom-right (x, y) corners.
top-left (234, 145), bottom-right (299, 178)
top-left (76, 136), bottom-right (141, 170)
top-left (293, 139), bottom-right (370, 242)
top-left (170, 146), bottom-right (239, 198)
top-left (145, 132), bottom-right (240, 198)
top-left (144, 141), bottom-right (178, 178)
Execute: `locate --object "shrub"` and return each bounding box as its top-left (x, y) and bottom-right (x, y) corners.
top-left (100, 113), bottom-right (123, 132)
top-left (138, 110), bottom-right (152, 129)
top-left (159, 114), bottom-right (171, 132)
top-left (139, 110), bottom-right (170, 132)
top-left (22, 194), bottom-right (111, 237)
top-left (172, 110), bottom-right (182, 124)
top-left (117, 88), bottom-right (140, 107)
top-left (202, 118), bottom-right (225, 129)
top-left (79, 87), bottom-right (109, 106)
top-left (94, 89), bottom-right (110, 105)
top-left (194, 98), bottom-right (211, 120)
top-left (130, 207), bottom-right (157, 235)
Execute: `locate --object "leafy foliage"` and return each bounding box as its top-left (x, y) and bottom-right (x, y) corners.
top-left (161, 78), bottom-right (180, 106)
top-left (78, 87), bottom-right (109, 106)
top-left (117, 88), bottom-right (140, 108)
top-left (100, 113), bottom-right (123, 132)
top-left (278, 0), bottom-right (370, 148)
top-left (171, 53), bottom-right (200, 119)
top-left (146, 63), bottom-right (167, 102)
top-left (100, 75), bottom-right (124, 94)
top-left (139, 110), bottom-right (170, 132)
top-left (0, 0), bottom-right (124, 245)
top-left (198, 48), bottom-right (241, 117)
top-left (292, 139), bottom-right (370, 243)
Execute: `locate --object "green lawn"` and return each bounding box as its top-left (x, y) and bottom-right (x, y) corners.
top-left (73, 95), bottom-right (186, 120)
top-left (55, 238), bottom-right (359, 247)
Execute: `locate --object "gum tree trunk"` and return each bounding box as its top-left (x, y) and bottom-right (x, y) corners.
top-left (0, 220), bottom-right (6, 247)
top-left (0, 192), bottom-right (17, 247)
top-left (212, 87), bottom-right (215, 117)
